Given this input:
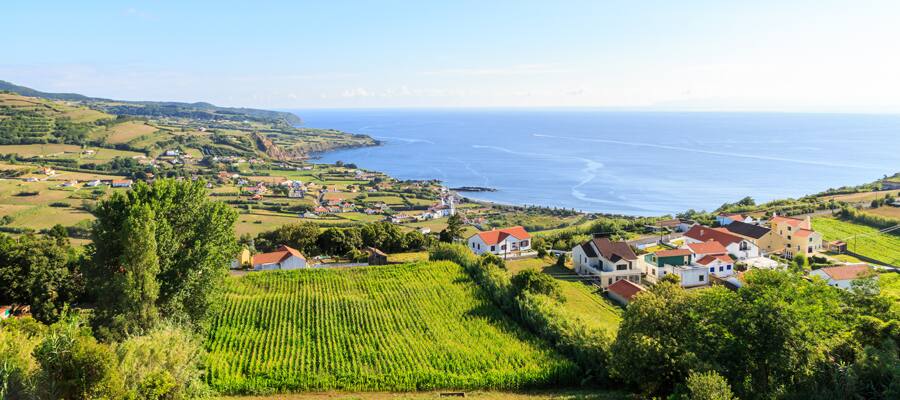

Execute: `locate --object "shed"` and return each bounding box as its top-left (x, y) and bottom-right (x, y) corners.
top-left (606, 279), bottom-right (646, 306)
top-left (367, 247), bottom-right (389, 265)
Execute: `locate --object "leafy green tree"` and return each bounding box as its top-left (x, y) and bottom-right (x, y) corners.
top-left (511, 269), bottom-right (563, 301)
top-left (686, 371), bottom-right (735, 400)
top-left (0, 234), bottom-right (81, 324)
top-left (89, 179), bottom-right (238, 336)
top-left (318, 228), bottom-right (356, 256)
top-left (255, 221), bottom-right (320, 255)
top-left (441, 213), bottom-right (464, 243)
top-left (404, 230), bottom-right (427, 250)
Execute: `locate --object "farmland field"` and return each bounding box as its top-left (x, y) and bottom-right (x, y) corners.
top-left (866, 206), bottom-right (900, 219)
top-left (812, 217), bottom-right (900, 265)
top-left (206, 262), bottom-right (577, 394)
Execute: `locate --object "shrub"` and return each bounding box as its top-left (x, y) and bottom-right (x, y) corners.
top-left (511, 269), bottom-right (563, 301)
top-left (115, 323), bottom-right (211, 399)
top-left (49, 202), bottom-right (70, 208)
top-left (686, 371), bottom-right (735, 400)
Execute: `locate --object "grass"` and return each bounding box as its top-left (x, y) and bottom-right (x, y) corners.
top-left (386, 251), bottom-right (429, 263)
top-left (206, 262), bottom-right (577, 394)
top-left (866, 206), bottom-right (900, 219)
top-left (505, 257), bottom-right (622, 333)
top-left (812, 217), bottom-right (900, 265)
top-left (216, 389), bottom-right (629, 399)
top-left (879, 272), bottom-right (900, 313)
top-left (103, 121), bottom-right (160, 144)
top-left (819, 189), bottom-right (900, 203)
top-left (0, 144), bottom-right (144, 161)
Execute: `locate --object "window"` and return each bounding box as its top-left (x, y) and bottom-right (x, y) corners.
top-left (617, 264), bottom-right (627, 271)
top-left (709, 267), bottom-right (714, 273)
top-left (521, 240), bottom-right (529, 247)
top-left (719, 266), bottom-right (724, 272)
top-left (608, 278), bottom-right (613, 285)
top-left (490, 245), bottom-right (496, 251)
top-left (787, 235), bottom-right (792, 240)
top-left (727, 265), bottom-right (732, 270)
top-left (501, 245), bottom-right (507, 250)
top-left (699, 275), bottom-right (705, 282)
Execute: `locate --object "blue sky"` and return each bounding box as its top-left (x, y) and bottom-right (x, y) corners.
top-left (4, 1), bottom-right (900, 110)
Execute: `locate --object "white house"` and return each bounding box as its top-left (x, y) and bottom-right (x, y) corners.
top-left (683, 225), bottom-right (759, 260)
top-left (716, 213), bottom-right (755, 226)
top-left (467, 226), bottom-right (531, 256)
top-left (111, 179), bottom-right (133, 188)
top-left (251, 245), bottom-right (308, 270)
top-left (809, 264), bottom-right (875, 290)
top-left (85, 179), bottom-right (102, 187)
top-left (572, 237), bottom-right (641, 288)
top-left (686, 241), bottom-right (736, 278)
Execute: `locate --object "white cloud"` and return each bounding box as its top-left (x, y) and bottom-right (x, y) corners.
top-left (421, 64), bottom-right (568, 77)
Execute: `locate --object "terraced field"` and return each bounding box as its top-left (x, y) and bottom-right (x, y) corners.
top-left (813, 217), bottom-right (900, 265)
top-left (206, 262), bottom-right (577, 394)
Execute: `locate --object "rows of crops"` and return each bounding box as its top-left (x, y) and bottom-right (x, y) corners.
top-left (205, 261), bottom-right (578, 394)
top-left (812, 217), bottom-right (900, 265)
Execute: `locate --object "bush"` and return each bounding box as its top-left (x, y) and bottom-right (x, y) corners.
top-left (49, 202), bottom-right (70, 208)
top-left (511, 269), bottom-right (563, 301)
top-left (115, 323), bottom-right (211, 399)
top-left (686, 371), bottom-right (735, 400)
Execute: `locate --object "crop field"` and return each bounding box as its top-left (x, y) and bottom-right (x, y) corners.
top-left (0, 144), bottom-right (143, 161)
top-left (103, 121), bottom-right (160, 143)
top-left (205, 262), bottom-right (577, 394)
top-left (812, 217), bottom-right (900, 265)
top-left (866, 206), bottom-right (900, 219)
top-left (819, 189), bottom-right (900, 203)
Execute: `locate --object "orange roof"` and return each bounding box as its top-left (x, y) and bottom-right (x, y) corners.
top-left (655, 248), bottom-right (692, 257)
top-left (818, 264), bottom-right (873, 280)
top-left (795, 228), bottom-right (815, 237)
top-left (696, 254), bottom-right (734, 265)
top-left (684, 225), bottom-right (743, 246)
top-left (687, 241), bottom-right (728, 255)
top-left (607, 279), bottom-right (645, 301)
top-left (475, 226), bottom-right (530, 245)
top-left (771, 215), bottom-right (809, 229)
top-left (252, 245), bottom-right (305, 265)
top-left (111, 179), bottom-right (133, 184)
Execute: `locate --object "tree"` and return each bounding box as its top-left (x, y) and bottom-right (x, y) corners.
top-left (686, 371), bottom-right (735, 400)
top-left (89, 179), bottom-right (238, 336)
top-left (441, 213), bottom-right (464, 243)
top-left (255, 222), bottom-right (320, 255)
top-left (0, 234), bottom-right (81, 324)
top-left (510, 269), bottom-right (563, 301)
top-left (404, 230), bottom-right (427, 250)
top-left (92, 204), bottom-right (160, 339)
top-left (318, 228), bottom-right (356, 256)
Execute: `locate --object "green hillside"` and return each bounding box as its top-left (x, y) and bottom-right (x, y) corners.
top-left (206, 262), bottom-right (578, 394)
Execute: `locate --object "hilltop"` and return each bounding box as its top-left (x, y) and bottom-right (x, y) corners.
top-left (0, 80), bottom-right (301, 126)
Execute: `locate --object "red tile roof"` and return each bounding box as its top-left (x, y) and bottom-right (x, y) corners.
top-left (655, 248), bottom-right (692, 257)
top-left (607, 279), bottom-right (645, 302)
top-left (795, 228), bottom-right (815, 237)
top-left (684, 225), bottom-right (743, 246)
top-left (252, 245), bottom-right (305, 265)
top-left (592, 237), bottom-right (638, 262)
top-left (695, 254), bottom-right (734, 265)
top-left (476, 226), bottom-right (531, 245)
top-left (686, 241), bottom-right (728, 255)
top-left (818, 264), bottom-right (873, 281)
top-left (771, 215), bottom-right (810, 229)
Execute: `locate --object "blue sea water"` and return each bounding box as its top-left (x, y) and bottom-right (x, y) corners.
top-left (290, 109), bottom-right (900, 216)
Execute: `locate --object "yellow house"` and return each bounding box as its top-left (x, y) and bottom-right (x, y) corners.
top-left (769, 215), bottom-right (823, 258)
top-left (231, 248), bottom-right (252, 269)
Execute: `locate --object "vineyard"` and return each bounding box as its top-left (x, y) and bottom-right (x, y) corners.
top-left (812, 217), bottom-right (900, 265)
top-left (205, 262), bottom-right (578, 394)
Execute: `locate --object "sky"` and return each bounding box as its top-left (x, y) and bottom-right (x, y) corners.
top-left (4, 0), bottom-right (900, 111)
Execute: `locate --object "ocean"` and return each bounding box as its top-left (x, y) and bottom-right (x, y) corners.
top-left (291, 109), bottom-right (900, 216)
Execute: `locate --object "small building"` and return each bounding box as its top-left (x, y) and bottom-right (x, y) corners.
top-left (231, 248), bottom-right (252, 269)
top-left (827, 240), bottom-right (847, 254)
top-left (809, 264), bottom-right (875, 289)
top-left (251, 245), bottom-right (307, 270)
top-left (0, 305), bottom-right (11, 320)
top-left (719, 220), bottom-right (776, 254)
top-left (716, 213), bottom-right (754, 226)
top-left (606, 279), bottom-right (646, 306)
top-left (111, 179), bottom-right (133, 188)
top-left (85, 179), bottom-right (102, 187)
top-left (683, 225), bottom-right (759, 260)
top-left (366, 247), bottom-right (389, 265)
top-left (467, 226), bottom-right (531, 256)
top-left (770, 214), bottom-right (823, 258)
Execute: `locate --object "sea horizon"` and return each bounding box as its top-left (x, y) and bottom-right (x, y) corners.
top-left (292, 109), bottom-right (900, 216)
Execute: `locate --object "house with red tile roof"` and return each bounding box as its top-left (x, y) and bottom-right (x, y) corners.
top-left (809, 263), bottom-right (874, 290)
top-left (716, 213), bottom-right (755, 226)
top-left (606, 279), bottom-right (646, 306)
top-left (467, 226), bottom-right (531, 256)
top-left (572, 237), bottom-right (640, 288)
top-left (769, 214), bottom-right (823, 258)
top-left (251, 245), bottom-right (307, 270)
top-left (683, 225), bottom-right (759, 260)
